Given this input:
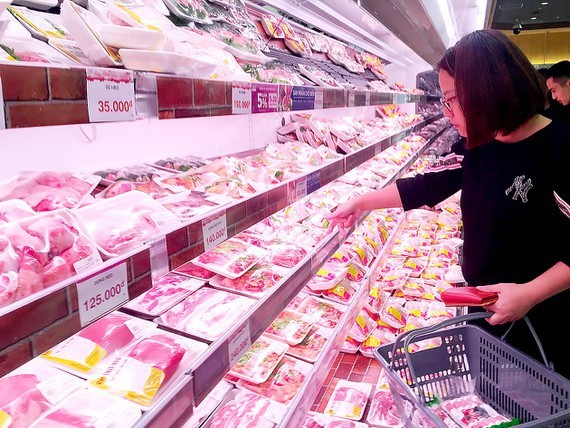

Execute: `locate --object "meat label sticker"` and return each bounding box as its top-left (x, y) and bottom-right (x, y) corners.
top-left (232, 82), bottom-right (252, 114)
top-left (228, 321), bottom-right (251, 368)
top-left (314, 88), bottom-right (324, 110)
top-left (348, 91), bottom-right (355, 107)
top-left (202, 212), bottom-right (227, 252)
top-left (86, 68), bottom-right (135, 123)
top-left (77, 262), bottom-right (129, 327)
top-left (365, 92), bottom-right (371, 106)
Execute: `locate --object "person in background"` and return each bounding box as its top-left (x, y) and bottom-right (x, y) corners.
top-left (327, 30), bottom-right (570, 378)
top-left (537, 67), bottom-right (556, 118)
top-left (545, 60), bottom-right (570, 125)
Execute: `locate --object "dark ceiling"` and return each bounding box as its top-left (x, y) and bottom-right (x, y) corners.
top-left (490, 0), bottom-right (570, 30)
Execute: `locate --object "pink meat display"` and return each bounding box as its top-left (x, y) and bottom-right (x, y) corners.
top-left (210, 390), bottom-right (274, 428)
top-left (367, 389), bottom-right (401, 426)
top-left (42, 239), bottom-right (92, 287)
top-left (27, 216), bottom-right (77, 257)
top-left (15, 246), bottom-right (44, 300)
top-left (127, 334), bottom-right (185, 382)
top-left (77, 313), bottom-right (136, 354)
top-left (0, 374), bottom-right (50, 428)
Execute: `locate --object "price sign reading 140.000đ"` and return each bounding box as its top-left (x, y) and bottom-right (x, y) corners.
top-left (87, 69), bottom-right (136, 123)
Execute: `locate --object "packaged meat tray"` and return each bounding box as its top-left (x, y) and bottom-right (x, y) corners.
top-left (0, 171), bottom-right (99, 212)
top-left (366, 387), bottom-right (403, 427)
top-left (41, 311), bottom-right (156, 377)
top-left (152, 156), bottom-right (209, 173)
top-left (301, 412), bottom-right (369, 428)
top-left (208, 262), bottom-right (288, 298)
top-left (286, 325), bottom-right (332, 363)
top-left (7, 6), bottom-right (74, 42)
top-left (96, 178), bottom-right (171, 200)
top-left (159, 191), bottom-right (232, 220)
top-left (98, 24), bottom-right (167, 50)
top-left (306, 265), bottom-right (349, 292)
top-left (228, 335), bottom-right (289, 384)
top-left (260, 13), bottom-right (285, 38)
top-left (75, 191), bottom-right (181, 258)
top-left (294, 296), bottom-right (346, 329)
top-left (122, 272), bottom-right (205, 317)
top-left (0, 199), bottom-right (35, 224)
top-left (0, 359), bottom-right (85, 428)
top-left (174, 261), bottom-right (216, 280)
top-left (0, 209), bottom-right (103, 309)
top-left (236, 355), bottom-right (312, 405)
top-left (88, 330), bottom-right (207, 408)
top-left (29, 388), bottom-right (142, 428)
top-left (264, 309), bottom-right (314, 346)
top-left (191, 237), bottom-right (266, 279)
top-left (324, 380), bottom-right (372, 421)
top-left (207, 389), bottom-right (287, 428)
top-left (181, 380), bottom-right (233, 428)
top-left (321, 279), bottom-right (357, 305)
top-left (162, 0), bottom-right (212, 24)
top-left (157, 287), bottom-right (254, 342)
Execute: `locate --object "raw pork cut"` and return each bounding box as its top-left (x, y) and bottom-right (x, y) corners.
top-left (15, 246), bottom-right (44, 300)
top-left (26, 216), bottom-right (77, 258)
top-left (42, 239), bottom-right (93, 287)
top-left (127, 334), bottom-right (185, 382)
top-left (0, 374), bottom-right (50, 428)
top-left (77, 313), bottom-right (135, 354)
top-left (209, 390), bottom-right (275, 428)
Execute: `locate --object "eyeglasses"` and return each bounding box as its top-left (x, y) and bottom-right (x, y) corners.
top-left (440, 95), bottom-right (457, 112)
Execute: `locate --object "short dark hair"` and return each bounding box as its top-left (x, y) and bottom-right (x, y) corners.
top-left (547, 60), bottom-right (570, 84)
top-left (436, 29), bottom-right (545, 149)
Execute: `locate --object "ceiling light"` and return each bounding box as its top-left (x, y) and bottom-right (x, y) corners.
top-left (435, 0), bottom-right (457, 47)
top-left (541, 2), bottom-right (548, 5)
top-left (530, 16), bottom-right (537, 20)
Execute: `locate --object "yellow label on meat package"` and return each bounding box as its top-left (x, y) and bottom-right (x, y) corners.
top-left (41, 336), bottom-right (107, 373)
top-left (0, 410), bottom-right (12, 428)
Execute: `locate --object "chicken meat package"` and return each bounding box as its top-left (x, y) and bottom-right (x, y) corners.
top-left (29, 388), bottom-right (141, 428)
top-left (324, 380), bottom-right (372, 421)
top-left (306, 264), bottom-right (349, 292)
top-left (75, 191), bottom-right (181, 258)
top-left (208, 262), bottom-right (288, 298)
top-left (157, 287), bottom-right (254, 341)
top-left (88, 330), bottom-right (207, 408)
top-left (228, 335), bottom-right (289, 384)
top-left (122, 272), bottom-right (205, 317)
top-left (264, 309), bottom-right (314, 346)
top-left (0, 199), bottom-right (35, 224)
top-left (286, 325), bottom-right (332, 363)
top-left (0, 171), bottom-right (99, 212)
top-left (0, 359), bottom-right (85, 428)
top-left (173, 261), bottom-right (216, 280)
top-left (236, 354), bottom-right (312, 405)
top-left (191, 237), bottom-right (266, 279)
top-left (301, 412), bottom-right (370, 428)
top-left (41, 311), bottom-right (156, 377)
top-left (0, 209), bottom-right (102, 309)
top-left (208, 389), bottom-right (287, 428)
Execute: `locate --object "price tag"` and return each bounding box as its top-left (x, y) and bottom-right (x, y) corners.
top-left (314, 88), bottom-right (324, 110)
top-left (293, 176), bottom-right (307, 201)
top-left (348, 91), bottom-right (355, 107)
top-left (228, 321), bottom-right (251, 367)
top-left (232, 82), bottom-right (252, 114)
top-left (77, 262), bottom-right (129, 327)
top-left (252, 83), bottom-right (278, 113)
top-left (86, 69), bottom-right (135, 123)
top-left (307, 171), bottom-right (321, 193)
top-left (0, 77), bottom-right (5, 130)
top-left (365, 91), bottom-right (371, 106)
top-left (202, 211), bottom-right (227, 252)
top-left (291, 86), bottom-right (315, 111)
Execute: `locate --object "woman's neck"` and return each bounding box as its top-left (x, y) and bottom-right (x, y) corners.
top-left (495, 114), bottom-right (551, 143)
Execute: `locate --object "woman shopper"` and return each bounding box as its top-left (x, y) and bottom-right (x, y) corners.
top-left (327, 29), bottom-right (570, 378)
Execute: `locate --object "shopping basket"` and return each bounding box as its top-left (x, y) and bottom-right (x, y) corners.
top-left (373, 312), bottom-right (570, 427)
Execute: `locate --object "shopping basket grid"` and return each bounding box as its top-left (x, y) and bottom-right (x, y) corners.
top-left (374, 313), bottom-right (570, 427)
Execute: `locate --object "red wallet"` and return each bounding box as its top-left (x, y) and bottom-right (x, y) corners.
top-left (440, 287), bottom-right (498, 307)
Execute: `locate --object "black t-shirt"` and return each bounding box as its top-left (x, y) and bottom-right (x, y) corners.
top-left (543, 103), bottom-right (570, 127)
top-left (395, 120), bottom-right (570, 377)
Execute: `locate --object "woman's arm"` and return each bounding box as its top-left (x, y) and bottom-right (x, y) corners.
top-left (478, 261), bottom-right (570, 325)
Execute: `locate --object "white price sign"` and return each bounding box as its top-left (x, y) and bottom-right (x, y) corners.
top-left (365, 91), bottom-right (371, 106)
top-left (232, 82), bottom-right (252, 114)
top-left (348, 91), bottom-right (355, 107)
top-left (314, 88), bottom-right (324, 110)
top-left (86, 68), bottom-right (135, 123)
top-left (77, 262), bottom-right (129, 327)
top-left (294, 176), bottom-right (308, 201)
top-left (0, 77), bottom-right (5, 130)
top-left (228, 321), bottom-right (251, 367)
top-left (202, 212), bottom-right (228, 252)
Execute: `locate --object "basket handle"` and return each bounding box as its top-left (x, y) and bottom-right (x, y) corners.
top-left (389, 312), bottom-right (553, 403)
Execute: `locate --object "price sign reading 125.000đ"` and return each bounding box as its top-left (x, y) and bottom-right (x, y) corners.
top-left (76, 262), bottom-right (129, 327)
top-left (87, 69), bottom-right (136, 123)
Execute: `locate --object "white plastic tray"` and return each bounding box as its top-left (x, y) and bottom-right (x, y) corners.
top-left (99, 24), bottom-right (167, 50)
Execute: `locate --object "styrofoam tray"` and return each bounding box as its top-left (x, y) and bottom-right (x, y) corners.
top-left (228, 335), bottom-right (289, 384)
top-left (118, 48), bottom-right (184, 73)
top-left (99, 24), bottom-right (167, 50)
top-left (324, 380), bottom-right (373, 421)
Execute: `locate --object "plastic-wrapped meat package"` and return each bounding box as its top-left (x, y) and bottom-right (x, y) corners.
top-left (272, 224), bottom-right (328, 248)
top-left (209, 262), bottom-right (286, 297)
top-left (75, 191), bottom-right (181, 258)
top-left (192, 237), bottom-right (266, 279)
top-left (0, 360), bottom-right (85, 428)
top-left (286, 325), bottom-right (332, 363)
top-left (264, 309), bottom-right (314, 345)
top-left (173, 261), bottom-right (216, 280)
top-left (301, 413), bottom-right (369, 428)
top-left (236, 355), bottom-right (312, 405)
top-left (324, 380), bottom-right (372, 421)
top-left (366, 388), bottom-right (403, 427)
top-left (209, 389), bottom-right (285, 428)
top-left (123, 272), bottom-right (204, 317)
top-left (0, 171), bottom-right (99, 212)
top-left (0, 210), bottom-right (102, 309)
top-left (349, 307), bottom-right (377, 343)
top-left (359, 328), bottom-right (397, 359)
top-left (229, 335), bottom-right (289, 384)
top-left (155, 171), bottom-right (220, 193)
top-left (296, 296), bottom-right (345, 329)
top-left (159, 191), bottom-right (232, 220)
top-left (89, 332), bottom-right (206, 407)
top-left (307, 265), bottom-right (348, 292)
top-left (99, 179), bottom-right (170, 200)
top-left (41, 312), bottom-right (154, 375)
top-left (203, 176), bottom-right (260, 199)
top-left (440, 393), bottom-right (515, 428)
top-left (265, 242), bottom-right (307, 268)
top-left (158, 287), bottom-right (254, 341)
top-left (30, 388), bottom-right (141, 427)
top-left (180, 380), bottom-right (233, 428)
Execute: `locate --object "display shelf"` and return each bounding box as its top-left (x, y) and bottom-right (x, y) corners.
top-left (133, 122), bottom-right (447, 427)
